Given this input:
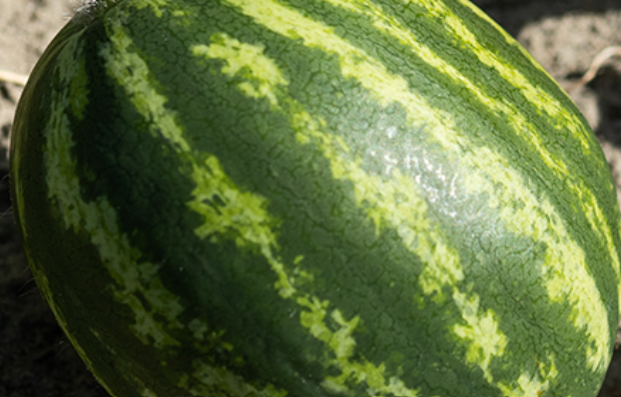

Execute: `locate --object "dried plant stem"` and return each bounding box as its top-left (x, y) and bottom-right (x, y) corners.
top-left (0, 70), bottom-right (28, 86)
top-left (575, 46), bottom-right (621, 86)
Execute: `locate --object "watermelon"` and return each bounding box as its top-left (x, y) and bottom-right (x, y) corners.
top-left (9, 0), bottom-right (621, 396)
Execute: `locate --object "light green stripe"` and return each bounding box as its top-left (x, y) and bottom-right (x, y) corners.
top-left (322, 0), bottom-right (621, 314)
top-left (196, 32), bottom-right (422, 396)
top-left (128, 0), bottom-right (192, 23)
top-left (30, 30), bottom-right (110, 396)
top-left (48, 48), bottom-right (184, 351)
top-left (441, 0), bottom-right (621, 316)
top-left (131, 0), bottom-right (174, 17)
top-left (433, 0), bottom-right (593, 152)
top-left (103, 14), bottom-right (294, 300)
top-left (444, 0), bottom-right (621, 318)
top-left (100, 27), bottom-right (191, 153)
top-left (464, 160), bottom-right (611, 373)
top-left (497, 357), bottom-right (558, 397)
top-left (323, 0), bottom-right (569, 176)
top-left (40, 29), bottom-right (179, 397)
top-left (181, 360), bottom-right (288, 397)
top-left (223, 0), bottom-right (612, 376)
top-left (196, 30), bottom-right (510, 392)
top-left (102, 13), bottom-right (290, 396)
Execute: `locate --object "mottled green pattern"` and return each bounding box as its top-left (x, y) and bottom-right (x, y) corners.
top-left (9, 1), bottom-right (621, 397)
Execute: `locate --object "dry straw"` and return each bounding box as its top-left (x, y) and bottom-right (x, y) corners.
top-left (0, 70), bottom-right (28, 86)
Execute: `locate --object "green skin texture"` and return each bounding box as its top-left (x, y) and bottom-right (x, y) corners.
top-left (9, 0), bottom-right (621, 396)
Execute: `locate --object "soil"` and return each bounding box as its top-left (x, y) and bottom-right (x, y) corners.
top-left (2, 0), bottom-right (621, 396)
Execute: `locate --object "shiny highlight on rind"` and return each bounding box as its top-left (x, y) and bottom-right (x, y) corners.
top-left (221, 0), bottom-right (613, 383)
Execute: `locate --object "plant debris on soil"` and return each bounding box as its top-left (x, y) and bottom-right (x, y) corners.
top-left (3, 0), bottom-right (621, 396)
